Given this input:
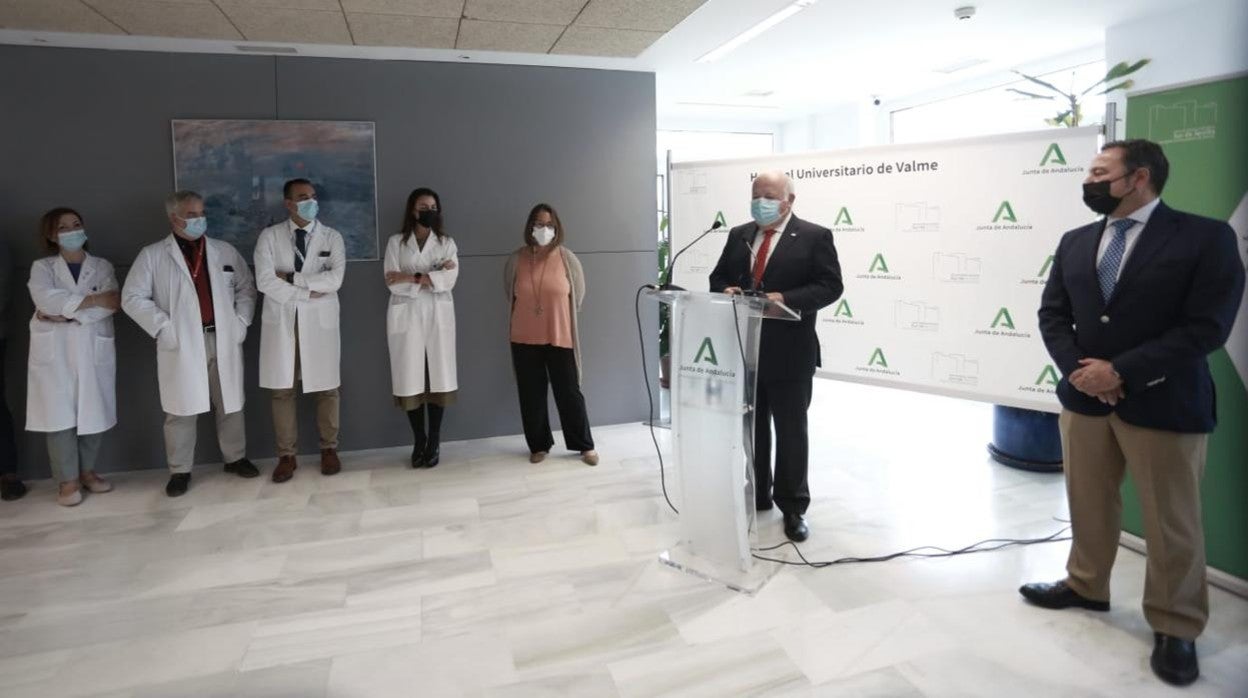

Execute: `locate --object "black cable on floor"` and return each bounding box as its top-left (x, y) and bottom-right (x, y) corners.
top-left (635, 285), bottom-right (679, 515)
top-left (751, 527), bottom-right (1072, 567)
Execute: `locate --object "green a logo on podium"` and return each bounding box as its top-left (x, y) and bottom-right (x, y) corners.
top-left (993, 201), bottom-right (1018, 223)
top-left (991, 307), bottom-right (1016, 329)
top-left (834, 207), bottom-right (854, 226)
top-left (1040, 143), bottom-right (1067, 166)
top-left (833, 299), bottom-right (853, 318)
top-left (693, 337), bottom-right (719, 366)
top-left (868, 348), bottom-right (888, 367)
top-left (714, 210), bottom-right (728, 228)
top-left (1037, 255), bottom-right (1054, 277)
top-left (869, 254), bottom-right (889, 273)
top-left (1035, 365), bottom-right (1060, 386)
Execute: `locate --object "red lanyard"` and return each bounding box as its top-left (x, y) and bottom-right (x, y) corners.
top-left (188, 239), bottom-right (205, 279)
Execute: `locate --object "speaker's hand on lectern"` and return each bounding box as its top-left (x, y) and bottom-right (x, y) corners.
top-left (765, 292), bottom-right (784, 304)
top-left (723, 286), bottom-right (742, 295)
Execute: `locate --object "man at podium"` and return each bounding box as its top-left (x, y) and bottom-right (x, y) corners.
top-left (709, 171), bottom-right (843, 541)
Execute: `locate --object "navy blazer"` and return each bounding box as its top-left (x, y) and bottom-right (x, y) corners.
top-left (708, 215), bottom-right (843, 382)
top-left (1038, 201), bottom-right (1245, 433)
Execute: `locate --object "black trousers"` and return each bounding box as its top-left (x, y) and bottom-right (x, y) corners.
top-left (510, 343), bottom-right (594, 454)
top-left (753, 375), bottom-right (812, 515)
top-left (0, 340), bottom-right (17, 476)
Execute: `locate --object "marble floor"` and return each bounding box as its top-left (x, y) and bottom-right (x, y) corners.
top-left (0, 381), bottom-right (1245, 697)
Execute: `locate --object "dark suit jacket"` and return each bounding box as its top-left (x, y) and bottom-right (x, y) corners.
top-left (1038, 201), bottom-right (1245, 433)
top-left (708, 215), bottom-right (843, 382)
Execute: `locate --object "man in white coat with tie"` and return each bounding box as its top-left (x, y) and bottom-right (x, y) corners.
top-left (254, 178), bottom-right (346, 483)
top-left (122, 191), bottom-right (259, 497)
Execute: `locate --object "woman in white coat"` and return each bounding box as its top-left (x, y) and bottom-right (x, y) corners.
top-left (26, 208), bottom-right (120, 506)
top-left (384, 188), bottom-right (458, 468)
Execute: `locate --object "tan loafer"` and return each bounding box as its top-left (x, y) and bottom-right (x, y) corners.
top-left (581, 450), bottom-right (599, 466)
top-left (57, 483), bottom-right (83, 507)
top-left (80, 471), bottom-right (113, 493)
top-left (529, 451), bottom-right (548, 464)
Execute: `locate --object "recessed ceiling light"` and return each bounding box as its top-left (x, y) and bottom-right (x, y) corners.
top-left (697, 0), bottom-right (818, 64)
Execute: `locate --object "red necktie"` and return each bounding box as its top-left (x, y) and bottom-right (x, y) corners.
top-left (752, 229), bottom-right (777, 288)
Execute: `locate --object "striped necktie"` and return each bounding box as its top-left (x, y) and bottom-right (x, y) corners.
top-left (1097, 218), bottom-right (1135, 302)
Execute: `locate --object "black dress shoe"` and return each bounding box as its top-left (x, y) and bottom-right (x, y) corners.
top-left (1018, 580), bottom-right (1109, 611)
top-left (223, 458), bottom-right (260, 478)
top-left (756, 499), bottom-right (773, 512)
top-left (1, 478), bottom-right (28, 501)
top-left (410, 440), bottom-right (426, 468)
top-left (166, 473), bottom-right (191, 497)
top-left (783, 513), bottom-right (809, 542)
top-left (1151, 633), bottom-right (1198, 686)
top-left (422, 441), bottom-right (440, 468)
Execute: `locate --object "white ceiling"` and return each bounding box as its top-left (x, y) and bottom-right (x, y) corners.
top-left (0, 0), bottom-right (1198, 126)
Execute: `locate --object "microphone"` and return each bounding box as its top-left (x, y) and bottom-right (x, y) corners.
top-left (657, 219), bottom-right (724, 291)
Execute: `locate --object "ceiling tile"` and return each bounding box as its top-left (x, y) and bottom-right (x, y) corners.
top-left (456, 18), bottom-right (561, 53)
top-left (215, 0), bottom-right (342, 10)
top-left (462, 0), bottom-right (583, 26)
top-left (346, 12), bottom-right (457, 48)
top-left (83, 0), bottom-right (243, 39)
top-left (551, 24), bottom-right (660, 58)
top-left (341, 0), bottom-right (464, 18)
top-left (0, 0), bottom-right (125, 33)
top-left (575, 0), bottom-right (706, 32)
top-left (216, 5), bottom-right (352, 43)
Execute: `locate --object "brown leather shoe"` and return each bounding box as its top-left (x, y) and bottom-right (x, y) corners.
top-left (321, 449), bottom-right (341, 476)
top-left (272, 455), bottom-right (297, 483)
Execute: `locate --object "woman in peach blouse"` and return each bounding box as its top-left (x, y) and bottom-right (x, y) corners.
top-left (502, 204), bottom-right (598, 466)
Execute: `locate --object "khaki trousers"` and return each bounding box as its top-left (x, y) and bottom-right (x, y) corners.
top-left (164, 331), bottom-right (247, 473)
top-left (270, 322), bottom-right (339, 457)
top-left (1060, 410), bottom-right (1209, 640)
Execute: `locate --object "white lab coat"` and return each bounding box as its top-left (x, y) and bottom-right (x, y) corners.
top-left (26, 254), bottom-right (118, 434)
top-left (384, 233), bottom-right (458, 396)
top-left (122, 235), bottom-right (257, 417)
top-left (254, 219), bottom-right (345, 393)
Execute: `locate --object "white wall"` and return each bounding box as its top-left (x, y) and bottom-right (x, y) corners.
top-left (1106, 0), bottom-right (1248, 137)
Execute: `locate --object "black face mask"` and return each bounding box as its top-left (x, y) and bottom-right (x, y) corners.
top-left (417, 209), bottom-right (441, 230)
top-left (1082, 171), bottom-right (1135, 216)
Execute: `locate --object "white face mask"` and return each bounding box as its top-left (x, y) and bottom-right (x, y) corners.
top-left (532, 226), bottom-right (556, 246)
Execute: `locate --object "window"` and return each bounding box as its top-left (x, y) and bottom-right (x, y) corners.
top-left (890, 61), bottom-right (1107, 144)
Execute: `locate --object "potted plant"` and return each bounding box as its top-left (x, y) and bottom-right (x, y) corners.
top-left (1006, 59), bottom-right (1150, 127)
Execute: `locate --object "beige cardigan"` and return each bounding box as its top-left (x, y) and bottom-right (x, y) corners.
top-left (503, 245), bottom-right (586, 383)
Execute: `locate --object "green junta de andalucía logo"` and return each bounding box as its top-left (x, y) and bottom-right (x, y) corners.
top-left (714, 211), bottom-right (728, 228)
top-left (833, 299), bottom-right (853, 318)
top-left (693, 337), bottom-right (718, 366)
top-left (991, 307), bottom-right (1016, 329)
top-left (993, 201), bottom-right (1018, 223)
top-left (868, 348), bottom-right (888, 367)
top-left (834, 207), bottom-right (854, 226)
top-left (1035, 365), bottom-right (1060, 386)
top-left (1038, 255), bottom-right (1054, 277)
top-left (1040, 143), bottom-right (1067, 166)
top-left (869, 253), bottom-right (889, 273)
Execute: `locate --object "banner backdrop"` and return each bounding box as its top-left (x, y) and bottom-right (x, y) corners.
top-left (669, 127), bottom-right (1101, 412)
top-left (1125, 74), bottom-right (1248, 580)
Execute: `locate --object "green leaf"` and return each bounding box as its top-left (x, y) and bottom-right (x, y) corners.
top-left (1105, 58), bottom-right (1150, 81)
top-left (1012, 70), bottom-right (1068, 97)
top-left (1097, 79), bottom-right (1135, 95)
top-left (1081, 58), bottom-right (1150, 96)
top-left (1005, 88), bottom-right (1055, 100)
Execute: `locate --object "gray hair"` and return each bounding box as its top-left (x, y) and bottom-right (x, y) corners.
top-left (165, 190), bottom-right (203, 216)
top-left (755, 170), bottom-right (795, 199)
